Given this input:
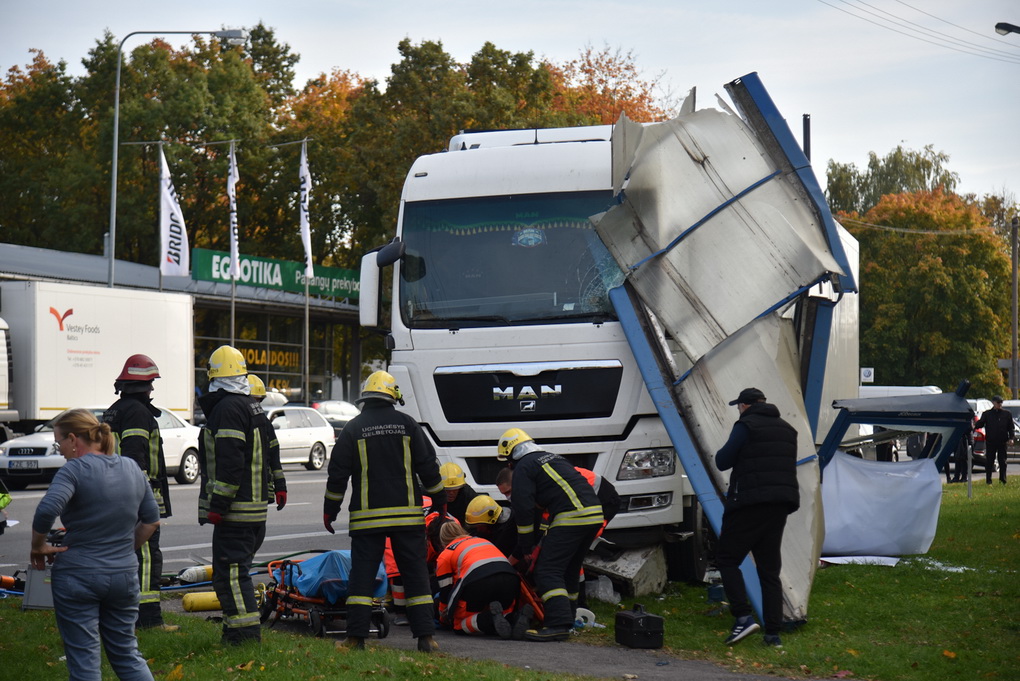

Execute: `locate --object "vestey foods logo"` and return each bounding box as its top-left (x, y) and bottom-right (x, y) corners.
top-left (49, 307), bottom-right (73, 330)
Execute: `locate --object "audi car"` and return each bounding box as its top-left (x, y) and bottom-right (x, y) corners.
top-left (0, 406), bottom-right (201, 489)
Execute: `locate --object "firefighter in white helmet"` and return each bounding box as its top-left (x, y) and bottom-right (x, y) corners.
top-left (324, 370), bottom-right (446, 653)
top-left (496, 427), bottom-right (603, 642)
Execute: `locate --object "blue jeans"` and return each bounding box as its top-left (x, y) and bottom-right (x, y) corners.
top-left (52, 568), bottom-right (154, 681)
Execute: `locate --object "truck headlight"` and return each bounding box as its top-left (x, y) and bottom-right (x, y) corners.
top-left (617, 447), bottom-right (676, 480)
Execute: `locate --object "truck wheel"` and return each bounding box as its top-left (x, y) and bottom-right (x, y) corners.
top-left (305, 443), bottom-right (327, 471)
top-left (665, 505), bottom-right (710, 583)
top-left (175, 449), bottom-right (200, 484)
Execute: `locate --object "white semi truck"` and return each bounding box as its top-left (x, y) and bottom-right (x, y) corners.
top-left (0, 280), bottom-right (194, 438)
top-left (359, 124), bottom-right (713, 578)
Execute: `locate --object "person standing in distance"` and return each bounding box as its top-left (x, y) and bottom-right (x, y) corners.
top-left (714, 388), bottom-right (800, 648)
top-left (103, 354), bottom-right (176, 631)
top-left (497, 428), bottom-right (603, 642)
top-left (198, 345), bottom-right (279, 645)
top-left (323, 370), bottom-right (446, 653)
top-left (974, 396), bottom-right (1014, 485)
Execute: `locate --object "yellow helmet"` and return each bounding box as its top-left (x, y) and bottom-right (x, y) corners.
top-left (247, 374), bottom-right (266, 398)
top-left (208, 345), bottom-right (247, 379)
top-left (358, 370), bottom-right (403, 405)
top-left (465, 495), bottom-right (502, 525)
top-left (497, 427), bottom-right (533, 462)
top-left (440, 462), bottom-right (466, 489)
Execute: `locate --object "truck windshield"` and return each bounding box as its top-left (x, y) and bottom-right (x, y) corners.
top-left (399, 191), bottom-right (624, 328)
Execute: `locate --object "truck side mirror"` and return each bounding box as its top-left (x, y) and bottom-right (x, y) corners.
top-left (359, 238), bottom-right (406, 328)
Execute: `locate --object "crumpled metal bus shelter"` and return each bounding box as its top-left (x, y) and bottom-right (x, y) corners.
top-left (595, 72), bottom-right (857, 624)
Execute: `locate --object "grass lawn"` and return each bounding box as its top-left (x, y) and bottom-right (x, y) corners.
top-left (584, 475), bottom-right (1020, 680)
top-left (1, 476), bottom-right (1017, 680)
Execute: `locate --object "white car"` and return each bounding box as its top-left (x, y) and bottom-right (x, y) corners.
top-left (0, 406), bottom-right (201, 490)
top-left (266, 406), bottom-right (336, 470)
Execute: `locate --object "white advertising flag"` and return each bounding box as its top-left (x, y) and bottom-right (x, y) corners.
top-left (299, 141), bottom-right (314, 279)
top-left (159, 146), bottom-right (190, 277)
top-left (227, 142), bottom-right (240, 280)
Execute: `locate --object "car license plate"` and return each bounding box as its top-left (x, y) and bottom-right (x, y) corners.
top-left (9, 460), bottom-right (39, 470)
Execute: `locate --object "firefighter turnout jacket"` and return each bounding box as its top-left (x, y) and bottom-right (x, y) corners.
top-left (253, 401), bottom-right (286, 497)
top-left (104, 394), bottom-right (171, 517)
top-left (198, 390), bottom-right (273, 524)
top-left (511, 450), bottom-right (603, 551)
top-left (324, 400), bottom-right (445, 534)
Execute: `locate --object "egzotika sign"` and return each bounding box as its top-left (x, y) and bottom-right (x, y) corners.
top-left (191, 248), bottom-right (359, 300)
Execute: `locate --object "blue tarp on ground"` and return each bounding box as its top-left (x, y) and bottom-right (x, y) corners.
top-left (273, 551), bottom-right (388, 604)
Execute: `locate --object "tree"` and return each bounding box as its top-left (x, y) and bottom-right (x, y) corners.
top-left (847, 190), bottom-right (1008, 395)
top-left (826, 144), bottom-right (959, 215)
top-left (549, 44), bottom-right (670, 124)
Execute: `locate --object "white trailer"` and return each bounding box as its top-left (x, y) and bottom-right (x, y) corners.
top-left (0, 280), bottom-right (194, 435)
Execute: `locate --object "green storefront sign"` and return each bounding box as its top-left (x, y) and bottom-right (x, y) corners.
top-left (191, 248), bottom-right (359, 300)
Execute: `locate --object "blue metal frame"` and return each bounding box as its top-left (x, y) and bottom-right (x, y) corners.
top-left (609, 285), bottom-right (764, 622)
top-left (816, 400), bottom-right (973, 472)
top-left (724, 73), bottom-right (857, 295)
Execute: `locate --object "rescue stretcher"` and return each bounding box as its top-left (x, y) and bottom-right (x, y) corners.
top-left (259, 550), bottom-right (390, 638)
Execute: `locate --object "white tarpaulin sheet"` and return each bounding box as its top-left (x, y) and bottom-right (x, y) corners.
top-left (821, 451), bottom-right (942, 556)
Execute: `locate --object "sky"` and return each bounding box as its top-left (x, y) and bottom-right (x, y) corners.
top-left (3, 0), bottom-right (1019, 201)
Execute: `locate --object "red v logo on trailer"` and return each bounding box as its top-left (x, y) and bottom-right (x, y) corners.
top-left (49, 307), bottom-right (73, 331)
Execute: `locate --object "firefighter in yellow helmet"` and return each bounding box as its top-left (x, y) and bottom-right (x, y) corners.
top-left (464, 494), bottom-right (517, 557)
top-left (440, 462), bottom-right (478, 524)
top-left (248, 374), bottom-right (287, 513)
top-left (102, 354), bottom-right (175, 631)
top-left (197, 345), bottom-right (279, 645)
top-left (324, 370), bottom-right (446, 652)
top-left (496, 427), bottom-right (603, 642)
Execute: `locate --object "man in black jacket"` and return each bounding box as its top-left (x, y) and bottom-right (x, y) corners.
top-left (324, 370), bottom-right (446, 653)
top-left (975, 396), bottom-right (1014, 485)
top-left (714, 388), bottom-right (800, 648)
top-left (103, 354), bottom-right (175, 631)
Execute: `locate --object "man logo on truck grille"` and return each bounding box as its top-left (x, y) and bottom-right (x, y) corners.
top-left (520, 401), bottom-right (536, 412)
top-left (49, 307), bottom-right (73, 331)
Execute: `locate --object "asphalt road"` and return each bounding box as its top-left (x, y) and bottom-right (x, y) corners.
top-left (0, 467), bottom-right (345, 571)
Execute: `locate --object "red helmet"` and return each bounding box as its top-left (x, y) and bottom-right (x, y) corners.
top-left (117, 354), bottom-right (160, 381)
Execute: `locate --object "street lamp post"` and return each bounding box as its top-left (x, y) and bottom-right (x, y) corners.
top-left (107, 29), bottom-right (246, 287)
top-left (995, 22), bottom-right (1020, 36)
top-left (1013, 217), bottom-right (1019, 399)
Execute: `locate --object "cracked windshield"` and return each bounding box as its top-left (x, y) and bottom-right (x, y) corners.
top-left (400, 191), bottom-right (625, 327)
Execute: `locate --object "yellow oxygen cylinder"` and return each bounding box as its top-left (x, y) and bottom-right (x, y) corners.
top-left (182, 591), bottom-right (221, 612)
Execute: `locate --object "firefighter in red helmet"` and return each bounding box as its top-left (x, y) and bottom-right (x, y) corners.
top-left (102, 354), bottom-right (177, 631)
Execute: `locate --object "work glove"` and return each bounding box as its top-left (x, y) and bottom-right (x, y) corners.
top-left (205, 511), bottom-right (223, 526)
top-left (324, 513), bottom-right (336, 535)
top-left (275, 491), bottom-right (287, 511)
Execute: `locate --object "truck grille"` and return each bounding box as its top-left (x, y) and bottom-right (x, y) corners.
top-left (434, 361), bottom-right (622, 423)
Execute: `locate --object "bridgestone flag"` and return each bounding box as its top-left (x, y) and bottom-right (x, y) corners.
top-left (159, 147), bottom-right (190, 277)
top-left (227, 142), bottom-right (240, 280)
top-left (299, 141), bottom-right (314, 279)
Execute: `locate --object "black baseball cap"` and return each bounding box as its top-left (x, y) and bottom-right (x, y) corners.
top-left (729, 387), bottom-right (766, 406)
